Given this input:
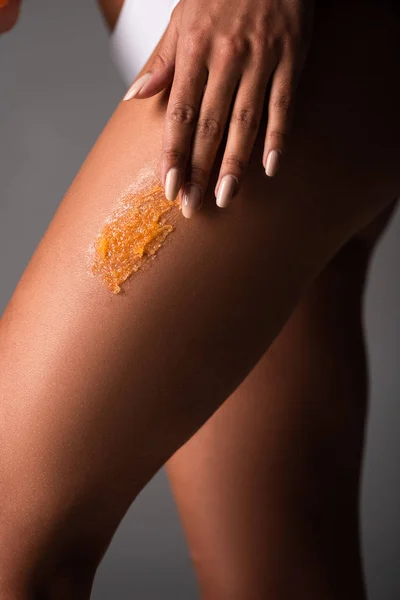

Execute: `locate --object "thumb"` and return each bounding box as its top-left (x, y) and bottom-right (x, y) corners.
top-left (123, 18), bottom-right (178, 101)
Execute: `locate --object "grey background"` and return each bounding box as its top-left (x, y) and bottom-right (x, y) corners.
top-left (0, 1), bottom-right (398, 598)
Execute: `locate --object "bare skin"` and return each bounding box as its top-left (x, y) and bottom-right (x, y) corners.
top-left (125, 0), bottom-right (315, 209)
top-left (166, 209), bottom-right (395, 600)
top-left (0, 1), bottom-right (399, 598)
top-left (104, 2), bottom-right (398, 596)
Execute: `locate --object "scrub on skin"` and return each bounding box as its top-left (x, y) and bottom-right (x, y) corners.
top-left (91, 181), bottom-right (180, 293)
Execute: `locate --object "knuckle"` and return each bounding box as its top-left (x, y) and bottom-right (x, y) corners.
top-left (218, 34), bottom-right (248, 61)
top-left (223, 154), bottom-right (247, 176)
top-left (162, 147), bottom-right (186, 165)
top-left (267, 130), bottom-right (287, 147)
top-left (232, 108), bottom-right (259, 133)
top-left (252, 12), bottom-right (277, 48)
top-left (272, 93), bottom-right (293, 115)
top-left (189, 163), bottom-right (209, 183)
top-left (185, 28), bottom-right (207, 56)
top-left (168, 102), bottom-right (197, 126)
top-left (251, 27), bottom-right (268, 49)
top-left (260, 9), bottom-right (274, 30)
top-left (152, 52), bottom-right (168, 71)
top-left (196, 116), bottom-right (222, 140)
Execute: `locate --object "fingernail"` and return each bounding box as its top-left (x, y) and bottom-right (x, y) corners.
top-left (182, 184), bottom-right (202, 219)
top-left (0, 0), bottom-right (9, 7)
top-left (216, 174), bottom-right (237, 208)
top-left (265, 149), bottom-right (281, 177)
top-left (123, 72), bottom-right (151, 101)
top-left (165, 168), bottom-right (181, 202)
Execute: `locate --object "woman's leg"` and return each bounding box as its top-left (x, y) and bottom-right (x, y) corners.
top-left (0, 1), bottom-right (399, 596)
top-left (166, 205), bottom-right (396, 600)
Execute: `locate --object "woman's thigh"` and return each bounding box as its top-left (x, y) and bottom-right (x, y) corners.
top-left (165, 204), bottom-right (397, 599)
top-left (0, 0), bottom-right (399, 590)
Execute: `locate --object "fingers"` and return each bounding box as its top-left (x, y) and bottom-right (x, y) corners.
top-left (180, 56), bottom-right (243, 217)
top-left (213, 53), bottom-right (274, 208)
top-left (262, 57), bottom-right (300, 178)
top-left (161, 33), bottom-right (209, 205)
top-left (123, 13), bottom-right (179, 100)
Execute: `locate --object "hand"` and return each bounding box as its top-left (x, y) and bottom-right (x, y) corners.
top-left (123, 0), bottom-right (314, 217)
top-left (0, 0), bottom-right (21, 34)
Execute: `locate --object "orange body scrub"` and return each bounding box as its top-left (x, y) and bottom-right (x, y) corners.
top-left (91, 181), bottom-right (179, 293)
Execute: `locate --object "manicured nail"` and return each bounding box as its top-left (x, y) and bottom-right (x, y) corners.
top-left (182, 184), bottom-right (202, 219)
top-left (216, 174), bottom-right (237, 208)
top-left (0, 0), bottom-right (9, 7)
top-left (123, 72), bottom-right (151, 101)
top-left (165, 168), bottom-right (181, 202)
top-left (265, 149), bottom-right (281, 177)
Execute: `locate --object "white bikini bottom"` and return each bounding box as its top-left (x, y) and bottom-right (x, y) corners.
top-left (110, 0), bottom-right (180, 86)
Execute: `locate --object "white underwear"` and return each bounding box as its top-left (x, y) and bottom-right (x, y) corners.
top-left (110, 0), bottom-right (180, 86)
